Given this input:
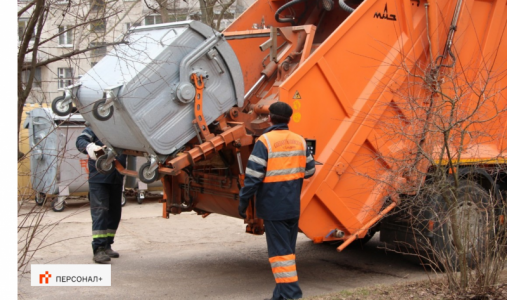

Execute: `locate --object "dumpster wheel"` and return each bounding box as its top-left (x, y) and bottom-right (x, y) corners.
top-left (35, 192), bottom-right (47, 206)
top-left (51, 199), bottom-right (66, 212)
top-left (51, 95), bottom-right (73, 116)
top-left (139, 162), bottom-right (160, 184)
top-left (92, 99), bottom-right (114, 121)
top-left (96, 155), bottom-right (115, 175)
top-left (137, 191), bottom-right (145, 205)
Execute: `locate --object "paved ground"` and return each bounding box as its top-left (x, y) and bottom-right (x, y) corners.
top-left (18, 197), bottom-right (430, 300)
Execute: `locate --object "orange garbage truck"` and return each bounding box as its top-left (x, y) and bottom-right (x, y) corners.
top-left (56, 0), bottom-right (507, 257)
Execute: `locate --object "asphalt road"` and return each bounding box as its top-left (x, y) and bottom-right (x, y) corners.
top-left (18, 198), bottom-right (429, 300)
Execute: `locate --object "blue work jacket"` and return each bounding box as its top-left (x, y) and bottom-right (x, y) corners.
top-left (75, 127), bottom-right (126, 184)
top-left (239, 123), bottom-right (316, 220)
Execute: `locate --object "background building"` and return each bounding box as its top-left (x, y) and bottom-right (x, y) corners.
top-left (18, 0), bottom-right (254, 106)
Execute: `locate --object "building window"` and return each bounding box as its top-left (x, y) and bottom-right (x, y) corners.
top-left (21, 68), bottom-right (42, 88)
top-left (89, 42), bottom-right (107, 57)
top-left (58, 68), bottom-right (73, 89)
top-left (90, 18), bottom-right (106, 32)
top-left (125, 22), bottom-right (141, 31)
top-left (58, 26), bottom-right (73, 46)
top-left (144, 15), bottom-right (162, 26)
top-left (90, 0), bottom-right (105, 11)
top-left (18, 19), bottom-right (35, 42)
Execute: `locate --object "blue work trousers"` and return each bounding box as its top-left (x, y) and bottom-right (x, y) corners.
top-left (89, 183), bottom-right (122, 253)
top-left (265, 218), bottom-right (302, 300)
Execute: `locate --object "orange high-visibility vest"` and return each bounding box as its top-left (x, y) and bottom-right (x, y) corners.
top-left (258, 130), bottom-right (307, 183)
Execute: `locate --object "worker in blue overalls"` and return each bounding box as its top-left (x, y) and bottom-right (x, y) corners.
top-left (238, 102), bottom-right (316, 300)
top-left (76, 126), bottom-right (126, 264)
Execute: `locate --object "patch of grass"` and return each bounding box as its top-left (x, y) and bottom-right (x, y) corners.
top-left (305, 278), bottom-right (507, 300)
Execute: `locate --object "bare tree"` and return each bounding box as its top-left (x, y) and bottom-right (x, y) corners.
top-left (198, 0), bottom-right (235, 30)
top-left (17, 0), bottom-right (136, 152)
top-left (17, 0), bottom-right (140, 277)
top-left (366, 21), bottom-right (507, 297)
top-left (143, 0), bottom-right (182, 23)
top-left (143, 0), bottom-right (235, 30)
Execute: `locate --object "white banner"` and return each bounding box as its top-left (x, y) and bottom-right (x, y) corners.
top-left (31, 264), bottom-right (111, 286)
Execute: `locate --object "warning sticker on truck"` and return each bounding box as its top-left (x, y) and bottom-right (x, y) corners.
top-left (293, 112), bottom-right (301, 123)
top-left (293, 100), bottom-right (301, 110)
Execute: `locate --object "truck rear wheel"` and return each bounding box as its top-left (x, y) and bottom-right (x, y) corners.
top-left (429, 180), bottom-right (491, 270)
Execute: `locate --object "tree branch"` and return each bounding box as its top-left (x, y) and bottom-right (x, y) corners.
top-left (24, 11), bottom-right (123, 54)
top-left (22, 40), bottom-right (128, 71)
top-left (18, 0), bottom-right (36, 17)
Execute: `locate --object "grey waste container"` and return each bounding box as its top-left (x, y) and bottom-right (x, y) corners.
top-left (24, 108), bottom-right (89, 211)
top-left (53, 21), bottom-right (244, 179)
top-left (24, 108), bottom-right (160, 210)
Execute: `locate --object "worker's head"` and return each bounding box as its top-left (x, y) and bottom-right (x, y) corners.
top-left (268, 102), bottom-right (293, 124)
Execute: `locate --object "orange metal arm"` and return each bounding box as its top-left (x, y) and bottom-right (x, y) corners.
top-left (191, 73), bottom-right (214, 142)
top-left (159, 125), bottom-right (250, 175)
top-left (114, 160), bottom-right (138, 178)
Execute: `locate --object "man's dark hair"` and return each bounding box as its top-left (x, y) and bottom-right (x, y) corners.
top-left (269, 102), bottom-right (293, 125)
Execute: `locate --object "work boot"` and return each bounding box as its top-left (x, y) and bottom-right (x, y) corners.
top-left (105, 247), bottom-right (119, 258)
top-left (93, 247), bottom-right (111, 264)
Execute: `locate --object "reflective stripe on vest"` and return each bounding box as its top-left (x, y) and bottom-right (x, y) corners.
top-left (269, 254), bottom-right (298, 283)
top-left (259, 131), bottom-right (306, 183)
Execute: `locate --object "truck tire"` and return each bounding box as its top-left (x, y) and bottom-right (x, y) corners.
top-left (349, 230), bottom-right (375, 248)
top-left (330, 229), bottom-right (376, 249)
top-left (429, 180), bottom-right (490, 270)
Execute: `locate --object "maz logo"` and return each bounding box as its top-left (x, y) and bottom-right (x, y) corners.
top-left (373, 3), bottom-right (397, 21)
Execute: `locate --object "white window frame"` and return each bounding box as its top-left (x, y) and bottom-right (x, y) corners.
top-left (58, 26), bottom-right (73, 47)
top-left (21, 68), bottom-right (42, 89)
top-left (125, 22), bottom-right (141, 31)
top-left (58, 68), bottom-right (73, 89)
top-left (89, 42), bottom-right (107, 57)
top-left (90, 0), bottom-right (105, 11)
top-left (144, 15), bottom-right (162, 26)
top-left (18, 18), bottom-right (35, 43)
top-left (90, 18), bottom-right (107, 32)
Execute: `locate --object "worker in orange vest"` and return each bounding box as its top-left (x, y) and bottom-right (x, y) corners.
top-left (239, 102), bottom-right (316, 300)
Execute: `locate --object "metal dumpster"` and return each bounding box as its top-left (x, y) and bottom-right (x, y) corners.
top-left (52, 20), bottom-right (244, 179)
top-left (24, 108), bottom-right (89, 211)
top-left (24, 108), bottom-right (162, 210)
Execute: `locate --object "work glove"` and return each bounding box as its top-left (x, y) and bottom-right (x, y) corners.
top-left (238, 199), bottom-right (248, 219)
top-left (86, 143), bottom-right (104, 160)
